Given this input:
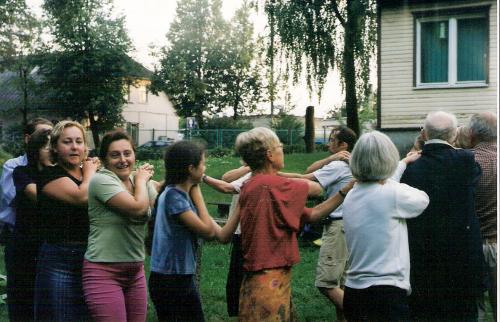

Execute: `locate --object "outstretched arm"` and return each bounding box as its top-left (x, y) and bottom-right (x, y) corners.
top-left (305, 151), bottom-right (351, 173)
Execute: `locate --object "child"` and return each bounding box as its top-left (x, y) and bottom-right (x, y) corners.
top-left (234, 127), bottom-right (354, 321)
top-left (148, 140), bottom-right (238, 322)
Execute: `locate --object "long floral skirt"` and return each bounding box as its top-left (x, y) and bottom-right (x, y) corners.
top-left (239, 267), bottom-right (296, 322)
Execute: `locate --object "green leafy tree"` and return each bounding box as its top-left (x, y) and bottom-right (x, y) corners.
top-left (223, 1), bottom-right (263, 119)
top-left (39, 0), bottom-right (132, 147)
top-left (151, 0), bottom-right (263, 126)
top-left (0, 0), bottom-right (44, 126)
top-left (263, 0), bottom-right (377, 135)
top-left (150, 0), bottom-right (212, 128)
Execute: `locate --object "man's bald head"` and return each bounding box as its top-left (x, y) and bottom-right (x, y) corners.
top-left (424, 111), bottom-right (458, 143)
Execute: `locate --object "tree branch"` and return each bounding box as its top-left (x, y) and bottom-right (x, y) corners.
top-left (330, 0), bottom-right (345, 27)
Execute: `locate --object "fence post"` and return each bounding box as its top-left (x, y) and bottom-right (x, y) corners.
top-left (152, 128), bottom-right (155, 141)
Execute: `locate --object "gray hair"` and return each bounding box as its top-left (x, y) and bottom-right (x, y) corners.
top-left (469, 112), bottom-right (497, 143)
top-left (235, 127), bottom-right (280, 171)
top-left (350, 131), bottom-right (400, 182)
top-left (424, 111), bottom-right (458, 143)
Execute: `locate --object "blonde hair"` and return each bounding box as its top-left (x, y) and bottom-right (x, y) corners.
top-left (350, 131), bottom-right (400, 182)
top-left (454, 126), bottom-right (472, 149)
top-left (50, 120), bottom-right (87, 161)
top-left (235, 127), bottom-right (280, 171)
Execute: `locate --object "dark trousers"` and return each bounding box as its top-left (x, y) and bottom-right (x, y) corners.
top-left (149, 272), bottom-right (205, 322)
top-left (5, 229), bottom-right (41, 322)
top-left (226, 234), bottom-right (244, 317)
top-left (344, 285), bottom-right (410, 322)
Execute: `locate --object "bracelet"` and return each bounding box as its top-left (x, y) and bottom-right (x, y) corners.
top-left (202, 174), bottom-right (208, 182)
top-left (338, 189), bottom-right (347, 198)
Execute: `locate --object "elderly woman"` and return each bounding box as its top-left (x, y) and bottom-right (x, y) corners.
top-left (234, 127), bottom-right (354, 321)
top-left (342, 131), bottom-right (429, 322)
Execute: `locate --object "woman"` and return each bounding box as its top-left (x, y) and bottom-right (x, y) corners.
top-left (34, 120), bottom-right (100, 322)
top-left (8, 128), bottom-right (52, 322)
top-left (342, 131), bottom-right (429, 321)
top-left (82, 130), bottom-right (157, 322)
top-left (149, 140), bottom-right (239, 322)
top-left (234, 127), bottom-right (354, 321)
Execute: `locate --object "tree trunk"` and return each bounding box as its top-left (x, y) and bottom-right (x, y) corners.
top-left (343, 0), bottom-right (360, 136)
top-left (268, 0), bottom-right (276, 117)
top-left (21, 67), bottom-right (28, 128)
top-left (305, 106), bottom-right (315, 153)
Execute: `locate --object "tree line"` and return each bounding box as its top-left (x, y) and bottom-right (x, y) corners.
top-left (1, 0), bottom-right (376, 147)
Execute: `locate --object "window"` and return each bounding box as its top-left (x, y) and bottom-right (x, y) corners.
top-left (416, 12), bottom-right (488, 88)
top-left (138, 86), bottom-right (148, 104)
top-left (126, 122), bottom-right (139, 145)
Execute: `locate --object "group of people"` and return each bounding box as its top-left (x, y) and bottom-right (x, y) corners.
top-left (0, 110), bottom-right (496, 322)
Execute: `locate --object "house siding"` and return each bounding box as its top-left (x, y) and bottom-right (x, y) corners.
top-left (122, 82), bottom-right (179, 145)
top-left (379, 0), bottom-right (497, 128)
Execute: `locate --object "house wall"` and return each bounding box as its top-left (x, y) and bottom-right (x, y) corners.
top-left (379, 0), bottom-right (497, 128)
top-left (122, 81), bottom-right (179, 145)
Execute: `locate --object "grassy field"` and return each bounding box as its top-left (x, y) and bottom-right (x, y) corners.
top-left (0, 152), bottom-right (341, 321)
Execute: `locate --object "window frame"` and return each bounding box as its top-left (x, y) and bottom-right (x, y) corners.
top-left (414, 7), bottom-right (489, 89)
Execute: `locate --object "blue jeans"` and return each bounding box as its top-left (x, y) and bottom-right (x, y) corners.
top-left (34, 243), bottom-right (90, 322)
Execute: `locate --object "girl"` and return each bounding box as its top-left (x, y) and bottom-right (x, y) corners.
top-left (149, 140), bottom-right (239, 322)
top-left (234, 127), bottom-right (354, 321)
top-left (83, 130), bottom-right (157, 322)
top-left (34, 120), bottom-right (100, 322)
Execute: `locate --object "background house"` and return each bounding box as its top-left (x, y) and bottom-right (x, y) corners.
top-left (376, 0), bottom-right (497, 151)
top-left (377, 0), bottom-right (497, 129)
top-left (0, 60), bottom-right (179, 149)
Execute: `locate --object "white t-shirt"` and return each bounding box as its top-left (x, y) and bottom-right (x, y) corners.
top-left (313, 160), bottom-right (353, 219)
top-left (228, 172), bottom-right (251, 235)
top-left (343, 178), bottom-right (429, 294)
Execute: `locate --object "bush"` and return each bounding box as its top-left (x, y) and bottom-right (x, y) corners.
top-left (283, 144), bottom-right (306, 154)
top-left (1, 123), bottom-right (24, 157)
top-left (315, 143), bottom-right (329, 152)
top-left (135, 147), bottom-right (165, 161)
top-left (207, 147), bottom-right (234, 158)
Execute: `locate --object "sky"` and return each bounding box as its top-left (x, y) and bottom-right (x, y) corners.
top-left (27, 0), bottom-right (346, 118)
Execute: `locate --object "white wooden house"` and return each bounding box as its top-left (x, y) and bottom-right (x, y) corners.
top-left (377, 0), bottom-right (497, 130)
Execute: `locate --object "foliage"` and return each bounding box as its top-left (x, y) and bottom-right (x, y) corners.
top-left (260, 0), bottom-right (377, 135)
top-left (39, 0), bottom-right (132, 147)
top-left (206, 147), bottom-right (234, 158)
top-left (0, 123), bottom-right (23, 157)
top-left (135, 147), bottom-right (165, 161)
top-left (150, 0), bottom-right (263, 125)
top-left (221, 2), bottom-right (264, 119)
top-left (0, 147), bottom-right (13, 167)
top-left (192, 116), bottom-right (253, 149)
top-left (0, 0), bottom-right (44, 125)
top-left (271, 112), bottom-right (304, 145)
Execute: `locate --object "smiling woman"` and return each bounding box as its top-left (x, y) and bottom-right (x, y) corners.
top-left (82, 130), bottom-right (158, 322)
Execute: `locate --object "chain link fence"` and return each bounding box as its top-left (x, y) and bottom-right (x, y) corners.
top-left (0, 128), bottom-right (332, 158)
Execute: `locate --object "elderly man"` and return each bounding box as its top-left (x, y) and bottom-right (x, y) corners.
top-left (401, 111), bottom-right (484, 321)
top-left (469, 112), bottom-right (497, 320)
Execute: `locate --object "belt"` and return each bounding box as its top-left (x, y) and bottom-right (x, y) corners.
top-left (323, 216), bottom-right (343, 224)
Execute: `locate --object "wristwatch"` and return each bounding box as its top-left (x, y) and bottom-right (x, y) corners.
top-left (338, 189), bottom-right (347, 198)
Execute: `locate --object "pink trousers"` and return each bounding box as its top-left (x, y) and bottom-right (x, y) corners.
top-left (82, 260), bottom-right (147, 322)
